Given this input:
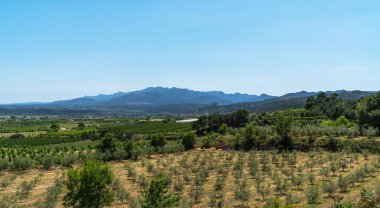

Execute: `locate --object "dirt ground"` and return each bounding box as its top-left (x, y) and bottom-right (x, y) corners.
top-left (0, 149), bottom-right (379, 208)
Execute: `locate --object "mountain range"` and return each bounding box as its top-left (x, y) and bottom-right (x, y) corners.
top-left (48, 87), bottom-right (274, 106)
top-left (0, 87), bottom-right (376, 116)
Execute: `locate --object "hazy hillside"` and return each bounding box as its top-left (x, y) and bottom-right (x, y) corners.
top-left (0, 89), bottom-right (375, 116)
top-left (195, 90), bottom-right (375, 114)
top-left (6, 87), bottom-right (275, 107)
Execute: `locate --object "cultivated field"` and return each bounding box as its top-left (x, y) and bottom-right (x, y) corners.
top-left (1, 149), bottom-right (379, 208)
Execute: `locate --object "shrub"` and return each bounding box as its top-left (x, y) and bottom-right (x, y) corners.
top-left (0, 160), bottom-right (10, 172)
top-left (181, 132), bottom-right (196, 150)
top-left (150, 134), bottom-right (167, 149)
top-left (140, 178), bottom-right (179, 208)
top-left (77, 122), bottom-right (86, 130)
top-left (275, 114), bottom-right (293, 150)
top-left (18, 181), bottom-right (33, 200)
top-left (334, 116), bottom-right (351, 127)
top-left (307, 172), bottom-right (316, 185)
top-left (327, 135), bottom-right (338, 152)
top-left (49, 124), bottom-right (60, 132)
top-left (126, 166), bottom-right (137, 182)
top-left (234, 179), bottom-right (249, 207)
top-left (323, 181), bottom-right (337, 198)
top-left (9, 134), bottom-right (25, 139)
top-left (258, 184), bottom-right (271, 201)
top-left (123, 140), bottom-right (141, 160)
top-left (320, 166), bottom-right (330, 181)
top-left (0, 175), bottom-right (17, 191)
top-left (96, 133), bottom-right (118, 155)
top-left (306, 186), bottom-right (319, 204)
top-left (12, 157), bottom-right (32, 171)
top-left (363, 127), bottom-right (379, 138)
top-left (337, 175), bottom-right (349, 193)
top-left (42, 155), bottom-right (54, 170)
top-left (112, 178), bottom-right (129, 204)
top-left (63, 161), bottom-right (114, 208)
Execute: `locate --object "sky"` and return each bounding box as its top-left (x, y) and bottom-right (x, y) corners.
top-left (0, 0), bottom-right (379, 103)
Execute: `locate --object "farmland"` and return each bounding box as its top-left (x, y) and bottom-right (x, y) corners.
top-left (0, 92), bottom-right (379, 207)
top-left (0, 150), bottom-right (379, 207)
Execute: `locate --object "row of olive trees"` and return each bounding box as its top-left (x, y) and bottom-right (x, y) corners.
top-left (63, 160), bottom-right (179, 208)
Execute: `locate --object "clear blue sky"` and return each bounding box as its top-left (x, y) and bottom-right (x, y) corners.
top-left (1, 0), bottom-right (379, 103)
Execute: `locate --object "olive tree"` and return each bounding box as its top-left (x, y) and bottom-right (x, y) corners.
top-left (140, 178), bottom-right (179, 208)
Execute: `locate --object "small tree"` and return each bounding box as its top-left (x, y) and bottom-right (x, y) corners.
top-left (306, 186), bottom-right (319, 204)
top-left (96, 133), bottom-right (118, 159)
top-left (275, 114), bottom-right (293, 150)
top-left (49, 124), bottom-right (60, 132)
top-left (363, 127), bottom-right (379, 138)
top-left (112, 178), bottom-right (129, 204)
top-left (234, 178), bottom-right (249, 207)
top-left (140, 178), bottom-right (179, 208)
top-left (327, 135), bottom-right (338, 152)
top-left (307, 172), bottom-right (316, 185)
top-left (330, 162), bottom-right (338, 176)
top-left (78, 122), bottom-right (86, 130)
top-left (337, 175), bottom-right (349, 193)
top-left (123, 140), bottom-right (140, 160)
top-left (322, 181), bottom-right (337, 198)
top-left (334, 116), bottom-right (351, 127)
top-left (181, 132), bottom-right (196, 150)
top-left (43, 155), bottom-right (54, 170)
top-left (150, 134), bottom-right (167, 149)
top-left (320, 166), bottom-right (330, 181)
top-left (357, 92), bottom-right (380, 133)
top-left (63, 161), bottom-right (114, 208)
top-left (258, 184), bottom-right (270, 201)
top-left (18, 181), bottom-right (32, 200)
top-left (292, 174), bottom-right (303, 190)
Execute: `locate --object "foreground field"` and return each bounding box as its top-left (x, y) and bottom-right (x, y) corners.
top-left (0, 149), bottom-right (379, 208)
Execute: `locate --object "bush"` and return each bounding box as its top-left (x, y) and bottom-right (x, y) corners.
top-left (42, 155), bottom-right (54, 170)
top-left (0, 160), bottom-right (10, 172)
top-left (9, 134), bottom-right (25, 139)
top-left (18, 181), bottom-right (33, 200)
top-left (12, 157), bottom-right (32, 171)
top-left (64, 161), bottom-right (114, 208)
top-left (150, 134), bottom-right (167, 149)
top-left (140, 178), bottom-right (179, 208)
top-left (78, 122), bottom-right (86, 130)
top-left (334, 116), bottom-right (351, 127)
top-left (181, 132), bottom-right (196, 150)
top-left (96, 133), bottom-right (118, 154)
top-left (327, 135), bottom-right (338, 152)
top-left (323, 181), bottom-right (337, 198)
top-left (363, 127), bottom-right (379, 138)
top-left (275, 114), bottom-right (293, 150)
top-left (357, 92), bottom-right (380, 133)
top-left (49, 124), bottom-right (60, 132)
top-left (123, 140), bottom-right (141, 160)
top-left (306, 186), bottom-right (319, 204)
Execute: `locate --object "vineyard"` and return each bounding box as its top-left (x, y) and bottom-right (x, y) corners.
top-left (0, 150), bottom-right (379, 207)
top-left (0, 120), bottom-right (52, 133)
top-left (100, 121), bottom-right (192, 134)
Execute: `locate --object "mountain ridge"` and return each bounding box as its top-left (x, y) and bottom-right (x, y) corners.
top-left (32, 87), bottom-right (276, 107)
top-left (0, 88), bottom-right (376, 116)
